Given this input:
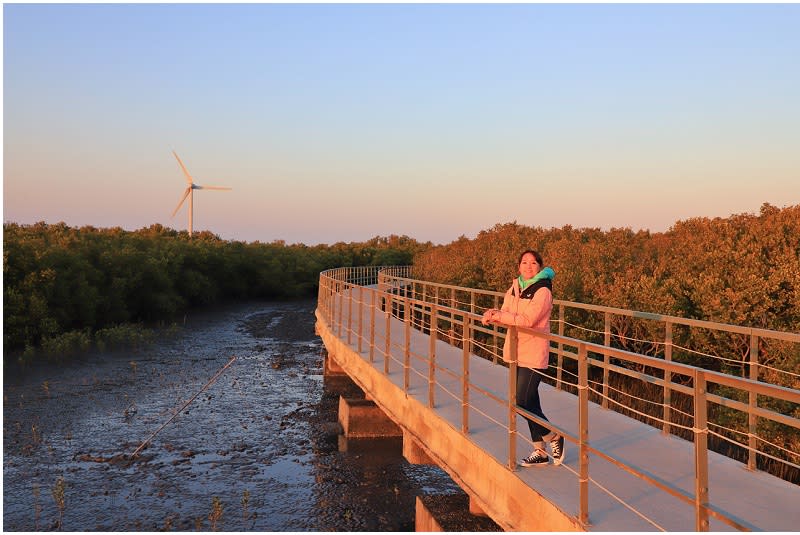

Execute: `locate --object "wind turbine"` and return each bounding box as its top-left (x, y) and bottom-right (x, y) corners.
top-left (171, 151), bottom-right (232, 237)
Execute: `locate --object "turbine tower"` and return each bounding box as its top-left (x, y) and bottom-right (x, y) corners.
top-left (171, 151), bottom-right (232, 237)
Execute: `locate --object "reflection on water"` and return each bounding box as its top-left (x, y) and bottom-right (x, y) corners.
top-left (3, 300), bottom-right (461, 531)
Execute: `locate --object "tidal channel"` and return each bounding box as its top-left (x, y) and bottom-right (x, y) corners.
top-left (3, 299), bottom-right (465, 531)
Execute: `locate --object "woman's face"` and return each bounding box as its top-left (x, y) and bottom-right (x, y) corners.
top-left (519, 252), bottom-right (540, 279)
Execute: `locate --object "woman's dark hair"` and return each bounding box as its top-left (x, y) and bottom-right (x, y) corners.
top-left (518, 249), bottom-right (543, 266)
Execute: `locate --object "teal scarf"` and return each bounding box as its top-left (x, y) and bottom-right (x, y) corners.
top-left (518, 266), bottom-right (555, 291)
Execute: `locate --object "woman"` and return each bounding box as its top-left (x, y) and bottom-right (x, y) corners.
top-left (482, 250), bottom-right (565, 467)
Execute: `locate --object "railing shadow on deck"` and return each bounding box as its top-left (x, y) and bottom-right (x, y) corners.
top-left (317, 265), bottom-right (800, 531)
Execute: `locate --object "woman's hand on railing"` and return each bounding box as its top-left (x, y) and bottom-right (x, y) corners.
top-left (482, 309), bottom-right (500, 326)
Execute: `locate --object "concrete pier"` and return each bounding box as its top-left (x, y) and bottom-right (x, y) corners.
top-left (402, 430), bottom-right (436, 465)
top-left (323, 353), bottom-right (347, 376)
top-left (415, 495), bottom-right (499, 532)
top-left (337, 396), bottom-right (402, 439)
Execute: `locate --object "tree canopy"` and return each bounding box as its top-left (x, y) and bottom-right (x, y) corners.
top-left (5, 204), bottom-right (797, 371)
top-left (3, 222), bottom-right (429, 362)
top-left (414, 203), bottom-right (799, 334)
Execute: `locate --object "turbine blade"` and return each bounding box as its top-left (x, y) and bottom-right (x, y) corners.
top-left (171, 188), bottom-right (191, 218)
top-left (194, 185), bottom-right (232, 191)
top-left (172, 151), bottom-right (193, 185)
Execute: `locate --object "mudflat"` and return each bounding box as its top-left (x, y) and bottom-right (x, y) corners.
top-left (3, 299), bottom-right (462, 531)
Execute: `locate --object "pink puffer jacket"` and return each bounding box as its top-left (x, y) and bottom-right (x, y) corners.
top-left (497, 278), bottom-right (553, 370)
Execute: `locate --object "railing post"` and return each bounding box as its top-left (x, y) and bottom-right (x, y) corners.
top-left (694, 369), bottom-right (710, 532)
top-left (326, 278), bottom-right (331, 321)
top-left (347, 283), bottom-right (353, 345)
top-left (602, 312), bottom-right (611, 409)
top-left (663, 321), bottom-right (673, 436)
top-left (557, 304), bottom-right (565, 391)
top-left (434, 286), bottom-right (440, 331)
top-left (318, 277), bottom-right (324, 319)
top-left (330, 280), bottom-right (336, 329)
top-left (385, 289), bottom-right (391, 375)
top-left (319, 277), bottom-right (325, 319)
top-left (404, 295), bottom-right (411, 393)
top-left (450, 287), bottom-right (456, 346)
top-left (428, 301), bottom-right (437, 408)
top-left (462, 313), bottom-right (470, 434)
top-left (493, 295), bottom-right (500, 363)
top-left (338, 284), bottom-right (344, 338)
top-left (508, 327), bottom-right (518, 471)
top-left (410, 282), bottom-right (417, 333)
top-left (327, 278), bottom-right (331, 321)
top-left (748, 333), bottom-right (759, 471)
top-left (422, 283), bottom-right (429, 334)
top-left (357, 285), bottom-right (364, 354)
top-left (578, 343), bottom-right (589, 527)
top-left (369, 289), bottom-right (376, 363)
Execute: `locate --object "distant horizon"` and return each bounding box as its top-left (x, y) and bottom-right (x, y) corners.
top-left (4, 4), bottom-right (798, 245)
top-left (4, 200), bottom-right (793, 247)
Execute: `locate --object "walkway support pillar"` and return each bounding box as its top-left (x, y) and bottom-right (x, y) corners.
top-left (403, 430), bottom-right (436, 465)
top-left (338, 396), bottom-right (402, 439)
top-left (324, 353), bottom-right (347, 376)
top-left (469, 496), bottom-right (488, 517)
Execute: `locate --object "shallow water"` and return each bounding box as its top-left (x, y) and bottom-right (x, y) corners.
top-left (3, 299), bottom-right (461, 531)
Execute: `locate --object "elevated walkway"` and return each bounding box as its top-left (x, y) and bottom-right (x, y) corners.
top-left (316, 268), bottom-right (800, 531)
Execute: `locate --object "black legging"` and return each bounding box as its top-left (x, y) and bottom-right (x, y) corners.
top-left (516, 366), bottom-right (551, 443)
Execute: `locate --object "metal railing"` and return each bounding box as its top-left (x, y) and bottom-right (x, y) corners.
top-left (317, 266), bottom-right (800, 531)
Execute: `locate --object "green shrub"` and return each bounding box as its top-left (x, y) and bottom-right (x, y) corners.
top-left (94, 324), bottom-right (155, 351)
top-left (40, 330), bottom-right (91, 360)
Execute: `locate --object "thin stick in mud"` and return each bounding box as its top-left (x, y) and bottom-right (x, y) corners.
top-left (130, 355), bottom-right (237, 458)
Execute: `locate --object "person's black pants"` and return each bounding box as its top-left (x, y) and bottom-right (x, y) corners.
top-left (516, 366), bottom-right (551, 443)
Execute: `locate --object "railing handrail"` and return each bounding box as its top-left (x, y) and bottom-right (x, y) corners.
top-left (377, 269), bottom-right (800, 344)
top-left (386, 296), bottom-right (800, 408)
top-left (316, 265), bottom-right (800, 531)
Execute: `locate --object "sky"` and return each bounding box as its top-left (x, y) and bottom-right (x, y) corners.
top-left (3, 3), bottom-right (799, 245)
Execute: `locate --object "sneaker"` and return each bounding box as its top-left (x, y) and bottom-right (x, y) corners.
top-left (550, 435), bottom-right (565, 466)
top-left (520, 449), bottom-right (549, 467)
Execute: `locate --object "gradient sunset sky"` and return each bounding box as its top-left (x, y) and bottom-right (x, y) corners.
top-left (4, 3), bottom-right (799, 245)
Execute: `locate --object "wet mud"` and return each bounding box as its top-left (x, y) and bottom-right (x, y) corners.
top-left (3, 299), bottom-right (464, 531)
